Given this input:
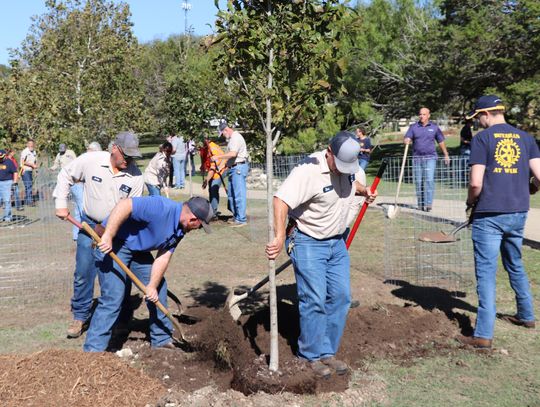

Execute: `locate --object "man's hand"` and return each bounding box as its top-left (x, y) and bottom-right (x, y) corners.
top-left (266, 236), bottom-right (285, 260)
top-left (210, 156), bottom-right (218, 162)
top-left (530, 177), bottom-right (539, 195)
top-left (98, 232), bottom-right (113, 254)
top-left (465, 201), bottom-right (476, 220)
top-left (56, 208), bottom-right (70, 220)
top-left (363, 186), bottom-right (378, 204)
top-left (144, 285), bottom-right (159, 303)
top-left (444, 154), bottom-right (450, 165)
top-left (202, 179), bottom-right (208, 190)
top-left (404, 138), bottom-right (411, 145)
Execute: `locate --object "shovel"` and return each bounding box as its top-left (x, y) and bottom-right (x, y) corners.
top-left (226, 160), bottom-right (388, 321)
top-left (384, 143), bottom-right (409, 219)
top-left (65, 215), bottom-right (188, 345)
top-left (418, 219), bottom-right (470, 243)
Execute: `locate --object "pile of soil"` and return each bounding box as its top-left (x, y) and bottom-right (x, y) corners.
top-left (0, 349), bottom-right (165, 407)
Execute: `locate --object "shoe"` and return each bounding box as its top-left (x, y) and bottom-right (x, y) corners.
top-left (230, 222), bottom-right (247, 228)
top-left (457, 335), bottom-right (492, 349)
top-left (67, 319), bottom-right (86, 338)
top-left (321, 357), bottom-right (349, 375)
top-left (308, 360), bottom-right (332, 379)
top-left (424, 206), bottom-right (432, 212)
top-left (498, 314), bottom-right (536, 329)
top-left (16, 208), bottom-right (23, 211)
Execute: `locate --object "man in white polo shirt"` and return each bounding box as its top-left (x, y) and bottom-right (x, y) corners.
top-left (266, 131), bottom-right (377, 378)
top-left (53, 132), bottom-right (144, 338)
top-left (212, 121), bottom-right (249, 226)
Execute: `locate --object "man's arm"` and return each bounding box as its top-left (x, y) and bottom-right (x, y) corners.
top-left (53, 156), bottom-right (87, 219)
top-left (467, 164), bottom-right (485, 207)
top-left (265, 197), bottom-right (290, 260)
top-left (212, 150), bottom-right (238, 162)
top-left (145, 249), bottom-right (173, 303)
top-left (438, 141), bottom-right (450, 165)
top-left (98, 199), bottom-right (133, 253)
top-left (529, 158), bottom-right (540, 193)
top-left (50, 154), bottom-right (60, 171)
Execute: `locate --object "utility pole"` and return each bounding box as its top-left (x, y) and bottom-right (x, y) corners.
top-left (181, 1), bottom-right (192, 36)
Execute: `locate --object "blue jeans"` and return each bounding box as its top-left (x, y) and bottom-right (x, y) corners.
top-left (22, 171), bottom-right (33, 205)
top-left (287, 229), bottom-right (351, 361)
top-left (172, 157), bottom-right (185, 188)
top-left (11, 182), bottom-right (22, 210)
top-left (70, 183), bottom-right (84, 240)
top-left (84, 242), bottom-right (172, 351)
top-left (0, 180), bottom-right (13, 221)
top-left (359, 159), bottom-right (369, 171)
top-left (412, 157), bottom-right (436, 209)
top-left (145, 183), bottom-right (161, 196)
top-left (228, 162), bottom-right (249, 223)
top-left (184, 153), bottom-right (196, 176)
top-left (472, 212), bottom-right (534, 339)
top-left (209, 176), bottom-right (223, 213)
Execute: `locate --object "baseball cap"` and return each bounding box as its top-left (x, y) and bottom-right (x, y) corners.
top-left (0, 149), bottom-right (6, 159)
top-left (218, 121), bottom-right (228, 136)
top-left (59, 143), bottom-right (67, 153)
top-left (329, 131), bottom-right (361, 174)
top-left (186, 196), bottom-right (214, 233)
top-left (114, 131), bottom-right (142, 158)
top-left (466, 95), bottom-right (506, 119)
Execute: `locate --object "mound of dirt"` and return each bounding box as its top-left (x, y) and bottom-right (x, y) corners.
top-left (0, 349), bottom-right (165, 407)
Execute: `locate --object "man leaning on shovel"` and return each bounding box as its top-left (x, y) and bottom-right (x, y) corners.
top-left (266, 131), bottom-right (377, 378)
top-left (83, 195), bottom-right (213, 352)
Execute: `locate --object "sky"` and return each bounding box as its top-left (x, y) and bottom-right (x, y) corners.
top-left (0, 0), bottom-right (226, 65)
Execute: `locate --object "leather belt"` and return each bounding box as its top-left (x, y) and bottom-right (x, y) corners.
top-left (230, 161), bottom-right (246, 167)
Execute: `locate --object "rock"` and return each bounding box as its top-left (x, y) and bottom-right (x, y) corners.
top-left (115, 348), bottom-right (133, 358)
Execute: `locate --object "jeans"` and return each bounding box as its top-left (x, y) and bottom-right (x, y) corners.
top-left (22, 171), bottom-right (33, 205)
top-left (145, 183), bottom-right (161, 196)
top-left (287, 229), bottom-right (351, 361)
top-left (209, 176), bottom-right (223, 213)
top-left (11, 182), bottom-right (22, 210)
top-left (172, 157), bottom-right (185, 188)
top-left (184, 153), bottom-right (196, 176)
top-left (228, 162), bottom-right (249, 223)
top-left (359, 159), bottom-right (369, 171)
top-left (70, 183), bottom-right (84, 240)
top-left (0, 180), bottom-right (13, 221)
top-left (84, 242), bottom-right (172, 351)
top-left (472, 212), bottom-right (534, 339)
top-left (412, 157), bottom-right (436, 209)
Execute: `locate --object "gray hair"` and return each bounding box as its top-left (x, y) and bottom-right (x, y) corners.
top-left (87, 141), bottom-right (102, 152)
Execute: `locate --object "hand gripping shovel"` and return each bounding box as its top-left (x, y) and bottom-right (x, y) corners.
top-left (226, 160), bottom-right (388, 321)
top-left (66, 215), bottom-right (188, 345)
top-left (384, 143), bottom-right (409, 219)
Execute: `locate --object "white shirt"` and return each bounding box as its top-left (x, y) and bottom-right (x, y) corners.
top-left (20, 148), bottom-right (37, 172)
top-left (51, 149), bottom-right (77, 171)
top-left (53, 151), bottom-right (143, 222)
top-left (143, 152), bottom-right (170, 187)
top-left (226, 131), bottom-right (248, 167)
top-left (275, 150), bottom-right (365, 239)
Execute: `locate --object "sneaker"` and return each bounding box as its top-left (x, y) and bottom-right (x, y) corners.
top-left (308, 360), bottom-right (332, 379)
top-left (321, 356), bottom-right (349, 375)
top-left (498, 314), bottom-right (536, 329)
top-left (66, 319), bottom-right (85, 338)
top-left (424, 206), bottom-right (432, 212)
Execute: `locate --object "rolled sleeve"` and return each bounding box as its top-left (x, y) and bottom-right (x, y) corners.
top-left (435, 126), bottom-right (445, 143)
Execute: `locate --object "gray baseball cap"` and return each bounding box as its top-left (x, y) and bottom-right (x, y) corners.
top-left (186, 196), bottom-right (214, 234)
top-left (114, 131), bottom-right (142, 158)
top-left (329, 131), bottom-right (361, 174)
top-left (218, 121), bottom-right (228, 136)
top-left (59, 143), bottom-right (67, 153)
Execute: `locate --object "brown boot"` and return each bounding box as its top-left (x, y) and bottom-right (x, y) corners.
top-left (457, 336), bottom-right (492, 349)
top-left (66, 319), bottom-right (85, 338)
top-left (498, 314), bottom-right (536, 329)
top-left (321, 356), bottom-right (349, 375)
top-left (308, 360), bottom-right (332, 379)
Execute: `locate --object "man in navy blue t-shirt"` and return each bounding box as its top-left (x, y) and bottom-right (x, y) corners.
top-left (460, 95), bottom-right (540, 349)
top-left (83, 195), bottom-right (213, 352)
top-left (355, 127), bottom-right (372, 171)
top-left (0, 150), bottom-right (19, 222)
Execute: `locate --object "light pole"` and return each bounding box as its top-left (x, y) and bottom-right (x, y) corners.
top-left (181, 1), bottom-right (192, 36)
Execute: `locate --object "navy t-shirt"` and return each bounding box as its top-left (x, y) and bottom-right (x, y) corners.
top-left (0, 159), bottom-right (16, 181)
top-left (103, 196), bottom-right (185, 253)
top-left (357, 137), bottom-right (372, 161)
top-left (469, 123), bottom-right (540, 213)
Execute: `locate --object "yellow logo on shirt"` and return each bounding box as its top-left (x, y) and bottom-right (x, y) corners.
top-left (494, 139), bottom-right (520, 169)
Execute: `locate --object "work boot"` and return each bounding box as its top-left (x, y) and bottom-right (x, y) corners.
top-left (66, 319), bottom-right (85, 338)
top-left (457, 336), bottom-right (492, 349)
top-left (498, 314), bottom-right (536, 329)
top-left (321, 357), bottom-right (349, 375)
top-left (308, 360), bottom-right (331, 379)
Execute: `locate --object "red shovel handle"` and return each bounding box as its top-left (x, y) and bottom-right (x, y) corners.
top-left (345, 160), bottom-right (388, 248)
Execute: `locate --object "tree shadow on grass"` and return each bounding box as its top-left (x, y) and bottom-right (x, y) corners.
top-left (386, 279), bottom-right (475, 335)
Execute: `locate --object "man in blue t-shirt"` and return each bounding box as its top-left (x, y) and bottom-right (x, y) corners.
top-left (0, 150), bottom-right (19, 222)
top-left (355, 127), bottom-right (372, 171)
top-left (460, 95), bottom-right (540, 349)
top-left (404, 107), bottom-right (450, 211)
top-left (83, 195), bottom-right (213, 352)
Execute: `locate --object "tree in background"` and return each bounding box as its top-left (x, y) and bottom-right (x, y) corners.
top-left (0, 0), bottom-right (146, 153)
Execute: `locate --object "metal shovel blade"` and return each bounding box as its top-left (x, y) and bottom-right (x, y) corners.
top-left (226, 288), bottom-right (248, 321)
top-left (385, 204), bottom-right (400, 219)
top-left (418, 230), bottom-right (459, 243)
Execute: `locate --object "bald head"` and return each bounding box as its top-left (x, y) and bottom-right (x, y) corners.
top-left (419, 107), bottom-right (430, 125)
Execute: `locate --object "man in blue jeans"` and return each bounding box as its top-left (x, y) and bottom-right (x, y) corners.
top-left (84, 196), bottom-right (213, 352)
top-left (170, 134), bottom-right (186, 189)
top-left (461, 95), bottom-right (540, 349)
top-left (404, 107), bottom-right (450, 211)
top-left (0, 150), bottom-right (18, 222)
top-left (266, 131), bottom-right (377, 378)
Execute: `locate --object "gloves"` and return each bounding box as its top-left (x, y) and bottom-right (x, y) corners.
top-left (202, 179), bottom-right (208, 190)
top-left (530, 177), bottom-right (539, 195)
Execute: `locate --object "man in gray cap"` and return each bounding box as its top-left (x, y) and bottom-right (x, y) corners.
top-left (266, 131), bottom-right (377, 378)
top-left (53, 131), bottom-right (144, 339)
top-left (84, 195), bottom-right (213, 351)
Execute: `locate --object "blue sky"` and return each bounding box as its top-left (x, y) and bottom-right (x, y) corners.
top-left (0, 0), bottom-right (225, 65)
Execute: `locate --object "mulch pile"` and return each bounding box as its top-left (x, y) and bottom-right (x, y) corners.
top-left (0, 349), bottom-right (165, 407)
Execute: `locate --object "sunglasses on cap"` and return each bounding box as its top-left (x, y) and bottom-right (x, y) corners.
top-left (115, 145), bottom-right (133, 161)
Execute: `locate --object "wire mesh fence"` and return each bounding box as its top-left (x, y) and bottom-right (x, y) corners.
top-left (380, 155), bottom-right (474, 291)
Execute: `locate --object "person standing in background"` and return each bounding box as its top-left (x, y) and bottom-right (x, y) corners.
top-left (144, 142), bottom-right (173, 197)
top-left (0, 150), bottom-right (19, 222)
top-left (20, 139), bottom-right (38, 207)
top-left (6, 149), bottom-right (22, 212)
top-left (170, 134), bottom-right (186, 189)
top-left (355, 127), bottom-right (372, 171)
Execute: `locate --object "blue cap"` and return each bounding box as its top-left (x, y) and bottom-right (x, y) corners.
top-left (0, 150), bottom-right (6, 159)
top-left (466, 95), bottom-right (505, 119)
